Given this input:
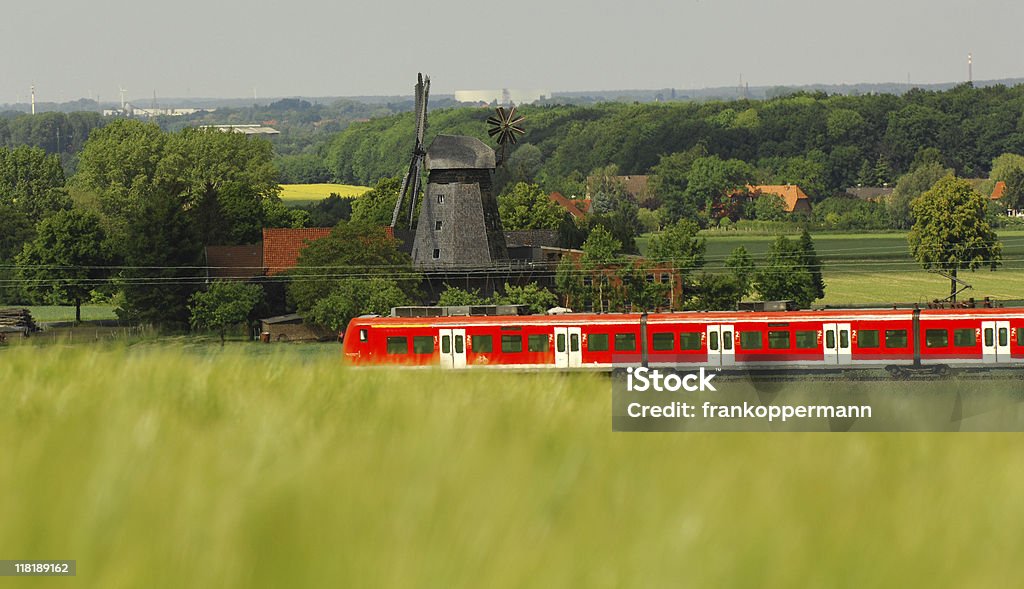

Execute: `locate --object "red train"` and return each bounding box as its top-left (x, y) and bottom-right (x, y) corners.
top-left (342, 308), bottom-right (1024, 373)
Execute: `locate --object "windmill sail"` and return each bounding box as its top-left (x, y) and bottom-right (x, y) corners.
top-left (391, 73), bottom-right (430, 229)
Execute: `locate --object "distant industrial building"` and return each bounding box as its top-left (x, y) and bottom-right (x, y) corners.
top-left (103, 105), bottom-right (215, 117)
top-left (454, 89), bottom-right (549, 105)
top-left (201, 124), bottom-right (280, 136)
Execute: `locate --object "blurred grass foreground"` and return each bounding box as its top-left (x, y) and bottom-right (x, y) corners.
top-left (1, 346), bottom-right (1022, 587)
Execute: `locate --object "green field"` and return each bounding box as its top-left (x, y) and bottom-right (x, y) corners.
top-left (1, 346), bottom-right (1022, 587)
top-left (279, 183), bottom-right (370, 204)
top-left (13, 305), bottom-right (120, 323)
top-left (638, 230), bottom-right (1024, 306)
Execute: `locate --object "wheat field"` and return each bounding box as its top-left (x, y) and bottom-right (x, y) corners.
top-left (1, 346), bottom-right (1022, 587)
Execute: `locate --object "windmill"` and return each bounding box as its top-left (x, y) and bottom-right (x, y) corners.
top-left (486, 105), bottom-right (525, 164)
top-left (390, 73), bottom-right (430, 229)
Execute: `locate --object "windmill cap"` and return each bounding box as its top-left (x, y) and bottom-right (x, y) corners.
top-left (427, 135), bottom-right (496, 170)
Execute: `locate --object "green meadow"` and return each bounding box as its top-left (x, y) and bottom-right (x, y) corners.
top-left (637, 230), bottom-right (1024, 306)
top-left (2, 346), bottom-right (1023, 587)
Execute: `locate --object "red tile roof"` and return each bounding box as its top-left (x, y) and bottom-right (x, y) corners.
top-left (262, 228), bottom-right (333, 275)
top-left (549, 192), bottom-right (591, 220)
top-left (205, 245), bottom-right (264, 280)
top-left (991, 181), bottom-right (1007, 200)
top-left (747, 184), bottom-right (811, 213)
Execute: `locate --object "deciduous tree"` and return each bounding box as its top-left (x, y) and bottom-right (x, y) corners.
top-left (189, 281), bottom-right (264, 344)
top-left (754, 236), bottom-right (818, 307)
top-left (16, 209), bottom-right (111, 323)
top-left (908, 175), bottom-right (1001, 301)
top-left (498, 182), bottom-right (565, 230)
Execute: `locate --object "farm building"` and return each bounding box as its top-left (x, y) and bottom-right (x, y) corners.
top-left (204, 244), bottom-right (263, 281)
top-left (260, 314), bottom-right (333, 343)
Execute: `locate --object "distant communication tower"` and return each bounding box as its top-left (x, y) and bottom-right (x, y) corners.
top-left (968, 53), bottom-right (973, 83)
top-left (30, 85), bottom-right (35, 115)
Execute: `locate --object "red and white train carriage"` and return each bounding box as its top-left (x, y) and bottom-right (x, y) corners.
top-left (342, 308), bottom-right (1024, 372)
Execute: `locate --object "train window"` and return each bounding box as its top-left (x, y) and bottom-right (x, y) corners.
top-left (386, 337), bottom-right (408, 355)
top-left (1018, 328), bottom-right (1024, 346)
top-left (925, 329), bottom-right (948, 348)
top-left (455, 335), bottom-right (464, 354)
top-left (359, 329), bottom-right (368, 342)
top-left (795, 330), bottom-right (817, 349)
top-left (501, 335), bottom-right (523, 353)
top-left (999, 328), bottom-right (1009, 347)
top-left (953, 329), bottom-right (975, 347)
top-left (680, 332), bottom-right (702, 351)
top-left (570, 333), bottom-right (580, 352)
top-left (709, 331), bottom-right (719, 351)
top-left (985, 328), bottom-right (994, 347)
top-left (768, 331), bottom-right (790, 349)
top-left (473, 335), bottom-right (493, 353)
top-left (858, 330), bottom-right (879, 348)
top-left (740, 331), bottom-right (762, 350)
top-left (652, 333), bottom-right (674, 351)
top-left (528, 334), bottom-right (549, 352)
top-left (413, 336), bottom-right (434, 354)
top-left (886, 330), bottom-right (908, 348)
top-left (722, 331), bottom-right (732, 350)
top-left (825, 330), bottom-right (835, 349)
top-left (441, 335), bottom-right (451, 354)
top-left (589, 333), bottom-right (609, 351)
top-left (556, 333), bottom-right (566, 353)
top-left (840, 330), bottom-right (849, 349)
top-left (614, 333), bottom-right (637, 351)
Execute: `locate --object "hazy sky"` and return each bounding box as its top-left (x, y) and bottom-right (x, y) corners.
top-left (2, 0), bottom-right (1021, 103)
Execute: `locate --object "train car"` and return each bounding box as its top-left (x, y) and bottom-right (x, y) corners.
top-left (342, 307), bottom-right (1024, 372)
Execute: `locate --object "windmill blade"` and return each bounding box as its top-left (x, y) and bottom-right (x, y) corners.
top-left (408, 158), bottom-right (422, 227)
top-left (391, 73), bottom-right (430, 228)
top-left (416, 76), bottom-right (430, 146)
top-left (391, 171), bottom-right (410, 228)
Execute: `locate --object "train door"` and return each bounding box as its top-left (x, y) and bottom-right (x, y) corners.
top-left (438, 328), bottom-right (467, 369)
top-left (981, 321), bottom-right (1010, 363)
top-left (554, 327), bottom-right (583, 368)
top-left (706, 324), bottom-right (735, 367)
top-left (823, 323), bottom-right (852, 365)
